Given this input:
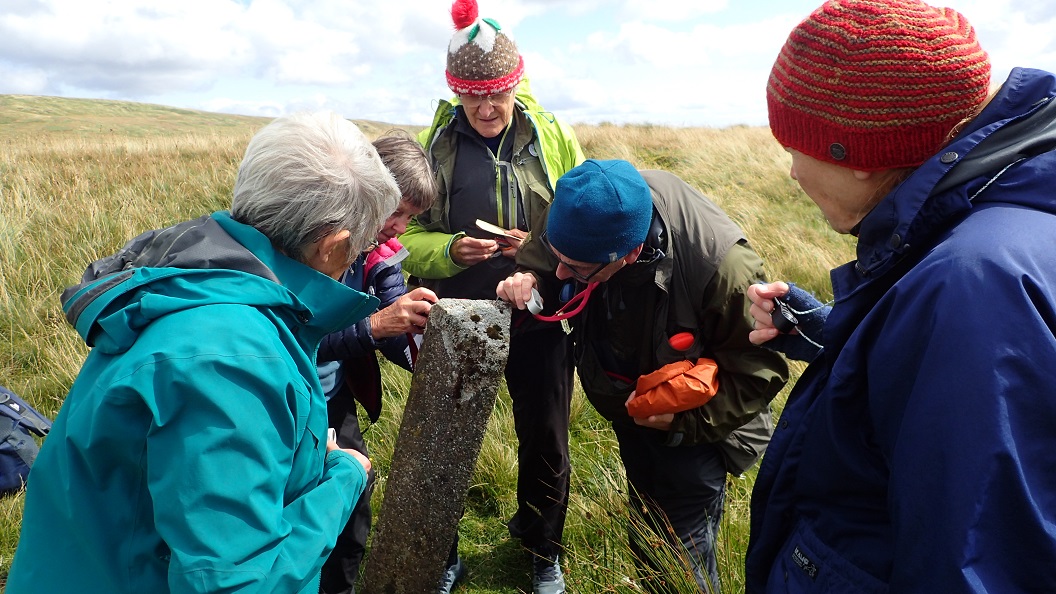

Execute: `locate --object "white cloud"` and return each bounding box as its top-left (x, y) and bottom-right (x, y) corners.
top-left (0, 0), bottom-right (1048, 127)
top-left (0, 63), bottom-right (49, 95)
top-left (620, 0), bottom-right (728, 21)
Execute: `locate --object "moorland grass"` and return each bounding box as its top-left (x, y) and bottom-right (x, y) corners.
top-left (0, 95), bottom-right (854, 592)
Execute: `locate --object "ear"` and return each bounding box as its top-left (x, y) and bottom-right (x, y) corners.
top-left (304, 229), bottom-right (352, 277)
top-left (623, 244), bottom-right (645, 265)
top-left (319, 229), bottom-right (352, 262)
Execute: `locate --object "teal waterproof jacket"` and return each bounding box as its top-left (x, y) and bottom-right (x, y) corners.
top-left (7, 212), bottom-right (373, 594)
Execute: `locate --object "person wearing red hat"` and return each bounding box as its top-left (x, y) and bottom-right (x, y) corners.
top-left (745, 0), bottom-right (1056, 592)
top-left (399, 0), bottom-right (585, 592)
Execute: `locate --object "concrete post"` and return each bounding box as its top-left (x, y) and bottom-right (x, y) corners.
top-left (362, 298), bottom-right (511, 593)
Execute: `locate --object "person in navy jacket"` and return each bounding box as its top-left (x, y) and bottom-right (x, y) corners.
top-left (745, 1), bottom-right (1056, 592)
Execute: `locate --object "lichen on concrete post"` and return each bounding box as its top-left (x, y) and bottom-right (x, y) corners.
top-left (362, 298), bottom-right (511, 594)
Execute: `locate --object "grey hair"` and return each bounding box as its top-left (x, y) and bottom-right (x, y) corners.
top-left (372, 130), bottom-right (438, 212)
top-left (231, 111), bottom-right (400, 263)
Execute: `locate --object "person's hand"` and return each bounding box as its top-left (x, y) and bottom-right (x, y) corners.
top-left (370, 287), bottom-right (438, 338)
top-left (325, 434), bottom-right (373, 473)
top-left (495, 271), bottom-right (538, 310)
top-left (747, 281), bottom-right (791, 345)
top-left (451, 236), bottom-right (500, 266)
top-left (496, 228), bottom-right (528, 259)
top-left (329, 445), bottom-right (372, 474)
top-left (625, 391), bottom-right (674, 430)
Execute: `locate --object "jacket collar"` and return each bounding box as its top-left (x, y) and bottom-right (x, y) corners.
top-left (840, 68), bottom-right (1056, 297)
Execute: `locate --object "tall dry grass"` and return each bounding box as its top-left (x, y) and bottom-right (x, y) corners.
top-left (0, 99), bottom-right (856, 592)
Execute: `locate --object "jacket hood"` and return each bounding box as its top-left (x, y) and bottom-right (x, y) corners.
top-left (852, 68), bottom-right (1056, 284)
top-left (61, 211), bottom-right (379, 354)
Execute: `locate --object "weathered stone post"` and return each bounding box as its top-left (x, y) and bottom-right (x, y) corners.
top-left (361, 298), bottom-right (510, 594)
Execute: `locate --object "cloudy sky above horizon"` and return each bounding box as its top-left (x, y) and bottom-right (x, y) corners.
top-left (1, 0), bottom-right (1053, 128)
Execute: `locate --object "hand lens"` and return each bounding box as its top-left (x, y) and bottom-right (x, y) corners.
top-left (771, 300), bottom-right (799, 334)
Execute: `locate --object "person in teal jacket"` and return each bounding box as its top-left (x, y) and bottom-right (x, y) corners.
top-left (5, 111), bottom-right (401, 594)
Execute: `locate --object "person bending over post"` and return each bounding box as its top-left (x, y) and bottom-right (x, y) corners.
top-left (6, 111), bottom-right (399, 594)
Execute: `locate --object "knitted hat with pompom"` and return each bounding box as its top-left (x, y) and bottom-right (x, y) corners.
top-left (445, 0), bottom-right (524, 96)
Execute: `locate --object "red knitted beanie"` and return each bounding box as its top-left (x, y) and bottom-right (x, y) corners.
top-left (445, 0), bottom-right (524, 96)
top-left (767, 0), bottom-right (991, 170)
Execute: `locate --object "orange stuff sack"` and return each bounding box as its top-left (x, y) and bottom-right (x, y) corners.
top-left (627, 358), bottom-right (720, 418)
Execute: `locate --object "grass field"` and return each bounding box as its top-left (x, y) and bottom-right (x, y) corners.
top-left (0, 95), bottom-right (854, 592)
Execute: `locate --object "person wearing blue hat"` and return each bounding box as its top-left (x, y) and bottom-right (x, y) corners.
top-left (498, 159), bottom-right (789, 592)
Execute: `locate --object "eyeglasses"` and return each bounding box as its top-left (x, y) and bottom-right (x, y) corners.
top-left (563, 261), bottom-right (607, 283)
top-left (459, 90), bottom-right (514, 108)
top-left (541, 232), bottom-right (609, 283)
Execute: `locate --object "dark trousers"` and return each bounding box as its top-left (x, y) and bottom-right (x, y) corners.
top-left (319, 387), bottom-right (374, 594)
top-left (505, 325), bottom-right (574, 556)
top-left (613, 422), bottom-right (727, 593)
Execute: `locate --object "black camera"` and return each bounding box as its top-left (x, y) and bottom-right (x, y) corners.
top-left (771, 299), bottom-right (799, 334)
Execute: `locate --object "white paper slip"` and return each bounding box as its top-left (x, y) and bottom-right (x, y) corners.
top-left (475, 219), bottom-right (522, 241)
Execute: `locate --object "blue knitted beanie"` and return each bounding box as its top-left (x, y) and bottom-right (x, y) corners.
top-left (547, 159), bottom-right (652, 264)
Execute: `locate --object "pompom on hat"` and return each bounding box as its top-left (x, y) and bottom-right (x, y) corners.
top-left (547, 160), bottom-right (653, 265)
top-left (446, 0), bottom-right (524, 96)
top-left (767, 0), bottom-right (992, 171)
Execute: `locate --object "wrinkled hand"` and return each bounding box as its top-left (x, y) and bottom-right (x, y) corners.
top-left (326, 442), bottom-right (372, 473)
top-left (370, 287), bottom-right (437, 339)
top-left (496, 228), bottom-right (528, 259)
top-left (495, 271), bottom-right (538, 310)
top-left (747, 281), bottom-right (790, 345)
top-left (625, 391), bottom-right (674, 430)
top-left (451, 236), bottom-right (500, 266)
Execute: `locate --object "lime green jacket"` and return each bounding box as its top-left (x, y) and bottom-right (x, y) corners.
top-left (401, 79), bottom-right (585, 279)
top-left (7, 212), bottom-right (371, 594)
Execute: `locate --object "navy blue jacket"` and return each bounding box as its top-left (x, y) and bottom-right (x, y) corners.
top-left (318, 239), bottom-right (413, 422)
top-left (318, 238), bottom-right (412, 371)
top-left (747, 68), bottom-right (1056, 593)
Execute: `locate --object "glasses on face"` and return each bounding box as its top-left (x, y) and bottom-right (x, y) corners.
top-left (459, 90), bottom-right (514, 108)
top-left (542, 232), bottom-right (608, 283)
top-left (563, 261), bottom-right (607, 283)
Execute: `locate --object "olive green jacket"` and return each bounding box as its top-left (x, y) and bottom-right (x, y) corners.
top-left (522, 170), bottom-right (789, 469)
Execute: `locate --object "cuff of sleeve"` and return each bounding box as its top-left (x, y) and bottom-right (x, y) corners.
top-left (325, 449), bottom-right (369, 487)
top-left (445, 232), bottom-right (469, 270)
top-left (359, 317), bottom-right (377, 350)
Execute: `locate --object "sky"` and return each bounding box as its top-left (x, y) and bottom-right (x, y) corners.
top-left (1, 0), bottom-right (1054, 128)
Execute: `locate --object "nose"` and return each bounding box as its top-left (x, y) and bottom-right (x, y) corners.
top-left (555, 262), bottom-right (573, 281)
top-left (477, 101), bottom-right (495, 117)
top-left (393, 218), bottom-right (408, 235)
top-left (789, 164), bottom-right (798, 180)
